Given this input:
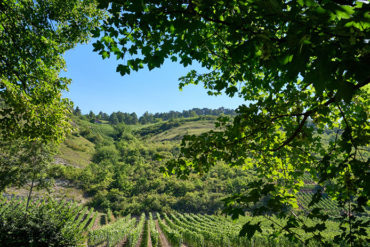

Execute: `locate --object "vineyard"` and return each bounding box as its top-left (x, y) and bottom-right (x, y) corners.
top-left (0, 195), bottom-right (98, 237)
top-left (297, 192), bottom-right (340, 213)
top-left (0, 196), bottom-right (98, 229)
top-left (0, 196), bottom-right (98, 247)
top-left (1, 194), bottom-right (367, 246)
top-left (87, 211), bottom-right (350, 247)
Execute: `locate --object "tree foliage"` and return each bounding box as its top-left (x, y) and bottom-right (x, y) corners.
top-left (0, 0), bottom-right (102, 191)
top-left (94, 0), bottom-right (369, 245)
top-left (0, 139), bottom-right (56, 193)
top-left (0, 0), bottom-right (101, 144)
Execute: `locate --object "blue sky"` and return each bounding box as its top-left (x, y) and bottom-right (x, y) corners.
top-left (62, 42), bottom-right (245, 116)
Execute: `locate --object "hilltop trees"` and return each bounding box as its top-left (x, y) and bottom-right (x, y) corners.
top-left (94, 0), bottom-right (369, 245)
top-left (139, 111), bottom-right (156, 124)
top-left (76, 108), bottom-right (235, 125)
top-left (74, 106), bottom-right (82, 116)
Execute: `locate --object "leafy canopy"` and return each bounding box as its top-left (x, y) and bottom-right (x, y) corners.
top-left (0, 0), bottom-right (102, 191)
top-left (0, 0), bottom-right (101, 144)
top-left (94, 0), bottom-right (369, 245)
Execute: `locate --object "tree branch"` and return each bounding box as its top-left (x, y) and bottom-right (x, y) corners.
top-left (272, 114), bottom-right (309, 151)
top-left (271, 96), bottom-right (337, 151)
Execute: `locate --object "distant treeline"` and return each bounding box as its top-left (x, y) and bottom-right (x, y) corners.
top-left (73, 107), bottom-right (236, 125)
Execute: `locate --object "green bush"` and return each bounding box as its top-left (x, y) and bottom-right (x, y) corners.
top-left (92, 145), bottom-right (119, 164)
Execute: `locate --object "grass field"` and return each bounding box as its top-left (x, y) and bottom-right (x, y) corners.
top-left (58, 135), bottom-right (95, 168)
top-left (148, 120), bottom-right (216, 142)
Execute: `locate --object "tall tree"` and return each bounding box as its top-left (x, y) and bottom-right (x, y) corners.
top-left (0, 0), bottom-right (101, 144)
top-left (74, 106), bottom-right (82, 116)
top-left (0, 0), bottom-right (102, 190)
top-left (0, 138), bottom-right (57, 206)
top-left (109, 112), bottom-right (119, 125)
top-left (88, 110), bottom-right (96, 120)
top-left (94, 0), bottom-right (369, 245)
top-left (129, 112), bottom-right (138, 125)
top-left (139, 111), bottom-right (154, 124)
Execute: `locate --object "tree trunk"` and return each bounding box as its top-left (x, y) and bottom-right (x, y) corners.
top-left (25, 175), bottom-right (35, 213)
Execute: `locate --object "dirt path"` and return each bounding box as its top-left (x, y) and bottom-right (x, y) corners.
top-left (155, 220), bottom-right (171, 247)
top-left (147, 221), bottom-right (153, 247)
top-left (91, 213), bottom-right (102, 231)
top-left (117, 236), bottom-right (128, 247)
top-left (135, 228), bottom-right (143, 247)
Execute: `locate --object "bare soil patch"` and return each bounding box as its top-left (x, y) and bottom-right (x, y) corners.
top-left (155, 220), bottom-right (171, 247)
top-left (147, 222), bottom-right (153, 247)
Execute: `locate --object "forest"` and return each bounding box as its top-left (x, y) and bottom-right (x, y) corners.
top-left (0, 0), bottom-right (369, 246)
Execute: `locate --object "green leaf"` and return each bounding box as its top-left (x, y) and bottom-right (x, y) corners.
top-left (101, 51), bottom-right (110, 59)
top-left (335, 5), bottom-right (354, 20)
top-left (91, 28), bottom-right (100, 38)
top-left (308, 189), bottom-right (322, 207)
top-left (116, 64), bottom-right (130, 76)
top-left (169, 24), bottom-right (175, 33)
top-left (336, 81), bottom-right (355, 103)
top-left (97, 0), bottom-right (109, 9)
top-left (279, 54), bottom-right (293, 65)
top-left (239, 221), bottom-right (262, 238)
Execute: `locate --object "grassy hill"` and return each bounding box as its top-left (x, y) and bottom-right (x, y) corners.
top-left (146, 119), bottom-right (216, 142)
top-left (45, 115), bottom-right (258, 215)
top-left (5, 113), bottom-right (352, 217)
top-left (57, 135), bottom-right (95, 168)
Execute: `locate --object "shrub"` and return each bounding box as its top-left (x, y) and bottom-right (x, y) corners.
top-left (92, 145), bottom-right (119, 164)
